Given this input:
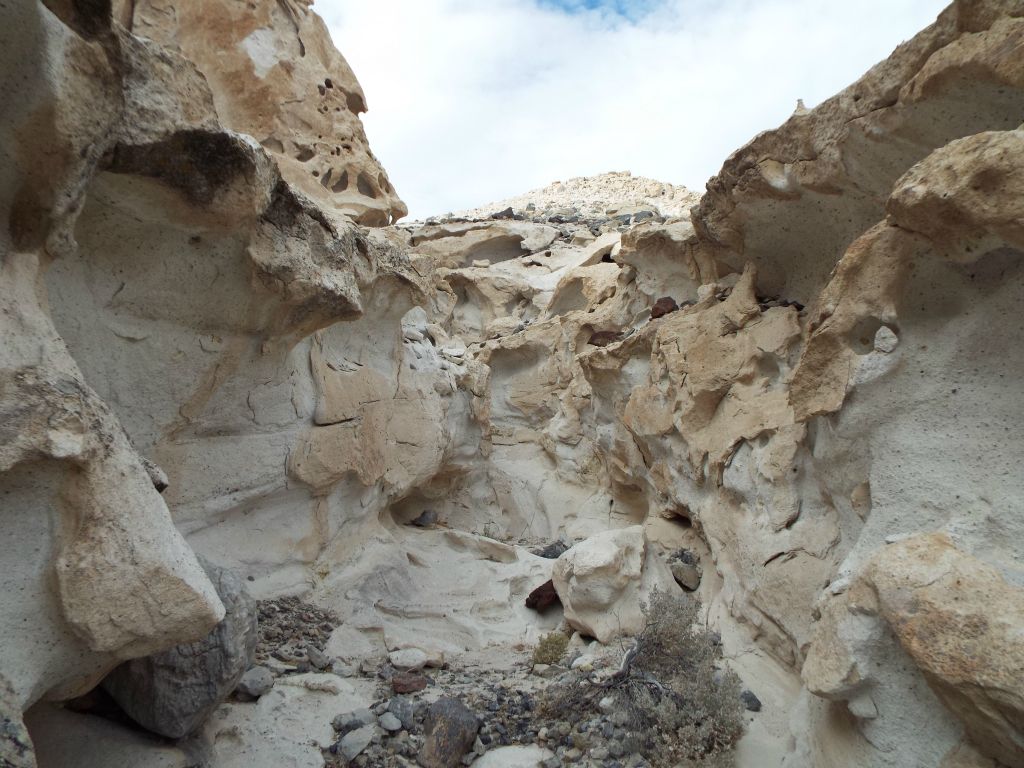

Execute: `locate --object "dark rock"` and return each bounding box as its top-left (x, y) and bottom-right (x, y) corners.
top-left (531, 540), bottom-right (569, 559)
top-left (613, 214), bottom-right (632, 225)
top-left (392, 672), bottom-right (428, 694)
top-left (388, 696), bottom-right (417, 731)
top-left (587, 330), bottom-right (622, 347)
top-left (339, 724), bottom-right (375, 760)
top-left (650, 296), bottom-right (679, 319)
top-left (670, 561), bottom-right (701, 591)
top-left (409, 509), bottom-right (438, 527)
top-left (418, 698), bottom-right (480, 768)
top-left (333, 708), bottom-right (375, 735)
top-left (741, 689), bottom-right (762, 712)
top-left (633, 210), bottom-right (655, 222)
top-left (306, 646), bottom-right (330, 669)
top-left (490, 207), bottom-right (516, 220)
top-left (102, 559), bottom-right (257, 738)
top-left (525, 580), bottom-right (561, 612)
top-left (235, 665), bottom-right (275, 700)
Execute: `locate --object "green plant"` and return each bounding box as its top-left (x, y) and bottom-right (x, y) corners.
top-left (542, 589), bottom-right (744, 766)
top-left (532, 631), bottom-right (569, 665)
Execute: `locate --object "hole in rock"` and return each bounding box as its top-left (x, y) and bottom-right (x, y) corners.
top-left (331, 170), bottom-right (349, 193)
top-left (356, 172), bottom-right (378, 199)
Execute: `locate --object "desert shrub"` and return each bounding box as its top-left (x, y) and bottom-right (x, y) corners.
top-left (532, 631), bottom-right (569, 665)
top-left (542, 589), bottom-right (743, 766)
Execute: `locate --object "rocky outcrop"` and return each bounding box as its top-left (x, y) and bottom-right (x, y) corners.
top-left (805, 534), bottom-right (1024, 767)
top-left (692, 1), bottom-right (1024, 303)
top-left (101, 560), bottom-right (258, 738)
top-left (128, 0), bottom-right (406, 226)
top-left (3, 0), bottom-right (1023, 767)
top-left (0, 0), bottom-right (417, 759)
top-left (552, 526), bottom-right (676, 643)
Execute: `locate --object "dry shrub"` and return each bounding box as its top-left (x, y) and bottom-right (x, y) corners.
top-left (532, 631), bottom-right (569, 665)
top-left (542, 589), bottom-right (743, 766)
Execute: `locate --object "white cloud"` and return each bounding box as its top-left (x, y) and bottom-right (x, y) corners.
top-left (319, 0), bottom-right (949, 219)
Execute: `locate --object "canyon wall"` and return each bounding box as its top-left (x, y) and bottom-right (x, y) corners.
top-left (1, 1), bottom-right (1022, 767)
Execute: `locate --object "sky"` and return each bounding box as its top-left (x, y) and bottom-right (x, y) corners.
top-left (320, 0), bottom-right (949, 219)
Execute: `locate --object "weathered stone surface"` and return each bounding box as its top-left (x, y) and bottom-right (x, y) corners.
top-left (473, 745), bottom-right (556, 767)
top-left (130, 0), bottom-right (406, 226)
top-left (203, 674), bottom-right (375, 768)
top-left (4, 1), bottom-right (1024, 767)
top-left (0, 676), bottom-right (34, 768)
top-left (552, 527), bottom-right (678, 643)
top-left (103, 560), bottom-right (258, 737)
top-left (692, 2), bottom-right (1024, 302)
top-left (236, 666), bottom-right (275, 701)
top-left (418, 697), bottom-right (479, 768)
top-left (868, 535), bottom-right (1024, 766)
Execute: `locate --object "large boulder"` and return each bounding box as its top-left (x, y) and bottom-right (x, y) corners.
top-left (868, 535), bottom-right (1024, 767)
top-left (551, 526), bottom-right (677, 642)
top-left (804, 534), bottom-right (1024, 767)
top-left (418, 697), bottom-right (480, 768)
top-left (102, 560), bottom-right (257, 738)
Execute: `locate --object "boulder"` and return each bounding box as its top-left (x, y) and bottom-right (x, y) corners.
top-left (235, 666), bottom-right (275, 701)
top-left (418, 697), bottom-right (479, 768)
top-left (339, 724), bottom-right (374, 760)
top-left (524, 580), bottom-right (560, 612)
top-left (650, 296), bottom-right (679, 319)
top-left (868, 535), bottom-right (1024, 767)
top-left (587, 330), bottom-right (622, 347)
top-left (102, 560), bottom-right (257, 738)
top-left (552, 526), bottom-right (677, 642)
top-left (392, 673), bottom-right (428, 694)
top-left (389, 648), bottom-right (429, 672)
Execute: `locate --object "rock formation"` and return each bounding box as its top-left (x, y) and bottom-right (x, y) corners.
top-left (1, 0), bottom-right (1022, 767)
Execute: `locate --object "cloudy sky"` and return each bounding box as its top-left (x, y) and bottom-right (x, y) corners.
top-left (320, 0), bottom-right (948, 219)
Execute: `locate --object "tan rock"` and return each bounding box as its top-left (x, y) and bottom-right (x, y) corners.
top-left (867, 535), bottom-right (1024, 766)
top-left (130, 0), bottom-right (406, 225)
top-left (552, 526), bottom-right (677, 642)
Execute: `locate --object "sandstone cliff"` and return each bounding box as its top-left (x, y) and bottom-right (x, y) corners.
top-left (1, 1), bottom-right (1022, 767)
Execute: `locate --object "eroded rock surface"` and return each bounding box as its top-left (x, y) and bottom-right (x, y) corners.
top-left (3, 1), bottom-right (1023, 767)
top-left (101, 560), bottom-right (258, 738)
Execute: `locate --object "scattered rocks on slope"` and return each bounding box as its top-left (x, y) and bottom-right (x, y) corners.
top-left (255, 596), bottom-right (340, 671)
